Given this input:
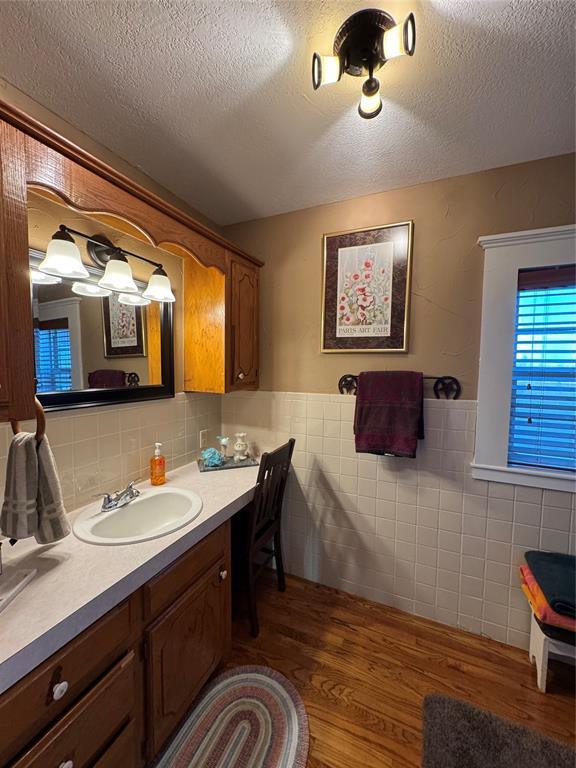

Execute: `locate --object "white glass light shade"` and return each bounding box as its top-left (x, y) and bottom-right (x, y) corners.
top-left (72, 282), bottom-right (112, 298)
top-left (38, 232), bottom-right (89, 279)
top-left (382, 13), bottom-right (416, 60)
top-left (312, 53), bottom-right (342, 89)
top-left (142, 270), bottom-right (176, 303)
top-left (118, 293), bottom-right (151, 306)
top-left (30, 269), bottom-right (62, 285)
top-left (98, 255), bottom-right (138, 293)
top-left (358, 78), bottom-right (382, 119)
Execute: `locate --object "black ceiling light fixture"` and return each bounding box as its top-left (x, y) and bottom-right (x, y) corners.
top-left (312, 8), bottom-right (416, 119)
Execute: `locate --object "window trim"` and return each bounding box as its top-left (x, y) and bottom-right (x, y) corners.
top-left (472, 225), bottom-right (576, 493)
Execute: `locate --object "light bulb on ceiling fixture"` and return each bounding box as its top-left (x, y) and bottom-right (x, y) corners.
top-left (142, 267), bottom-right (176, 303)
top-left (118, 293), bottom-right (151, 307)
top-left (358, 77), bottom-right (382, 119)
top-left (98, 251), bottom-right (138, 293)
top-left (312, 53), bottom-right (343, 89)
top-left (71, 282), bottom-right (112, 298)
top-left (381, 12), bottom-right (416, 60)
top-left (38, 227), bottom-right (89, 279)
top-left (30, 269), bottom-right (62, 285)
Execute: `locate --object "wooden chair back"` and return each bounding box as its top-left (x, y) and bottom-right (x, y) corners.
top-left (249, 438), bottom-right (295, 548)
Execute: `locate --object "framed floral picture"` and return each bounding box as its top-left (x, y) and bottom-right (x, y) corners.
top-left (321, 221), bottom-right (413, 352)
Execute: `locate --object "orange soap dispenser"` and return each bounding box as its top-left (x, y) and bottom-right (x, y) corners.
top-left (150, 441), bottom-right (166, 485)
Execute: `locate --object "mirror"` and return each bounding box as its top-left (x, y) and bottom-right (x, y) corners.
top-left (27, 190), bottom-right (176, 410)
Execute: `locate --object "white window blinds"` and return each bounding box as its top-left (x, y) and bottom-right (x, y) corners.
top-left (507, 264), bottom-right (576, 472)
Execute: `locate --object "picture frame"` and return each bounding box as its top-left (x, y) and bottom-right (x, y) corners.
top-left (321, 220), bottom-right (413, 353)
top-left (102, 292), bottom-right (146, 357)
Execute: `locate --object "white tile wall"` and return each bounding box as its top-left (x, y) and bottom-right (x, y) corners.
top-left (223, 391), bottom-right (576, 650)
top-left (0, 392), bottom-right (221, 512)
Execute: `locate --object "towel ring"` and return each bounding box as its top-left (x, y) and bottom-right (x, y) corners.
top-left (10, 397), bottom-right (46, 443)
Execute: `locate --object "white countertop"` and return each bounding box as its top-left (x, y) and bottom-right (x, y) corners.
top-left (0, 461), bottom-right (259, 694)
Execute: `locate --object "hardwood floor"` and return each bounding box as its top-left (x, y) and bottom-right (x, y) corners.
top-left (228, 572), bottom-right (575, 768)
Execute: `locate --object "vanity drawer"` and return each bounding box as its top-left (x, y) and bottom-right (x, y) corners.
top-left (93, 718), bottom-right (137, 768)
top-left (10, 651), bottom-right (136, 768)
top-left (143, 522), bottom-right (229, 620)
top-left (0, 600), bottom-right (132, 767)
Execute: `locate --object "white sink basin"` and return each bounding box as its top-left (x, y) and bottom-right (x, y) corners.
top-left (73, 486), bottom-right (203, 545)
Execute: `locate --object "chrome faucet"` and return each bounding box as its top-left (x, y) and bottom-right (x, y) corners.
top-left (100, 481), bottom-right (141, 512)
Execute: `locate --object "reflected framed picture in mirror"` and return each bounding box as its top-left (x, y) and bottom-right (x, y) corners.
top-left (103, 294), bottom-right (146, 357)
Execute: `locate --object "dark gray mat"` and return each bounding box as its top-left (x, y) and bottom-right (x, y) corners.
top-left (422, 694), bottom-right (575, 768)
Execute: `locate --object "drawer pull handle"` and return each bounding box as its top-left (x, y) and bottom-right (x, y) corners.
top-left (52, 681), bottom-right (69, 701)
top-left (219, 569), bottom-right (228, 582)
top-left (58, 761), bottom-right (73, 768)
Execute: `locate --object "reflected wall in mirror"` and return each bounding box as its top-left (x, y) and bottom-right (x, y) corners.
top-left (27, 190), bottom-right (177, 410)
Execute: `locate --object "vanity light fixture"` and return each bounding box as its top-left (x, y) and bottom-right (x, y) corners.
top-left (118, 292), bottom-right (151, 307)
top-left (311, 8), bottom-right (415, 119)
top-left (71, 281), bottom-right (112, 298)
top-left (98, 251), bottom-right (139, 294)
top-left (38, 226), bottom-right (90, 279)
top-left (46, 225), bottom-right (176, 304)
top-left (30, 269), bottom-right (62, 285)
top-left (142, 267), bottom-right (176, 303)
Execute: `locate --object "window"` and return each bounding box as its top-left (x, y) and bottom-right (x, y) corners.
top-left (34, 319), bottom-right (73, 392)
top-left (508, 267), bottom-right (576, 473)
top-left (508, 265), bottom-right (576, 470)
top-left (473, 225), bottom-right (576, 492)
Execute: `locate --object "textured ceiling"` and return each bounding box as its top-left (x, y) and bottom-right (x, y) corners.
top-left (0, 0), bottom-right (574, 225)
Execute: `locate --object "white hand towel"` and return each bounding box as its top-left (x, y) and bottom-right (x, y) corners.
top-left (36, 436), bottom-right (70, 544)
top-left (1, 433), bottom-right (39, 539)
top-left (1, 433), bottom-right (70, 544)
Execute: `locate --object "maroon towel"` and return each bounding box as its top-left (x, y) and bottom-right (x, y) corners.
top-left (88, 369), bottom-right (126, 388)
top-left (354, 371), bottom-right (424, 457)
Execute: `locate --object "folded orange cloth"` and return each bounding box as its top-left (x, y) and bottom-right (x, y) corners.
top-left (520, 564), bottom-right (576, 632)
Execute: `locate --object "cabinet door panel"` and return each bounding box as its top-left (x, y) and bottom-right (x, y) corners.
top-left (145, 559), bottom-right (230, 756)
top-left (230, 258), bottom-right (259, 389)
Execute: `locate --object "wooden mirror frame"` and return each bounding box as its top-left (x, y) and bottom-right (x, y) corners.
top-left (0, 101), bottom-right (262, 421)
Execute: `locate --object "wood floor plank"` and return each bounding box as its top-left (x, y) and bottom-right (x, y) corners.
top-left (228, 573), bottom-right (575, 768)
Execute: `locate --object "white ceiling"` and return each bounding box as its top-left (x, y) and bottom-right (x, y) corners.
top-left (0, 0), bottom-right (574, 225)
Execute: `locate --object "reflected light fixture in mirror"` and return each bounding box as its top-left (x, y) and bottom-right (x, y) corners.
top-left (31, 269), bottom-right (61, 285)
top-left (142, 267), bottom-right (176, 303)
top-left (119, 292), bottom-right (151, 306)
top-left (38, 227), bottom-right (90, 279)
top-left (98, 251), bottom-right (139, 293)
top-left (71, 281), bottom-right (112, 297)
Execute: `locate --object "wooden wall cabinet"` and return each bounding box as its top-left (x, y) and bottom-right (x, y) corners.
top-left (0, 522), bottom-right (231, 768)
top-left (229, 256), bottom-right (259, 390)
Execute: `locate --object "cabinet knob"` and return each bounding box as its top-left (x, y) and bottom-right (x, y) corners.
top-left (52, 680), bottom-right (69, 701)
top-left (219, 569), bottom-right (228, 582)
top-left (237, 372), bottom-right (245, 381)
top-left (59, 761), bottom-right (74, 768)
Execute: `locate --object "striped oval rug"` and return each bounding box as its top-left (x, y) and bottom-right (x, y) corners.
top-left (156, 665), bottom-right (309, 768)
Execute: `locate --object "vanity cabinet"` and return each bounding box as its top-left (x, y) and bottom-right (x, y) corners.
top-left (0, 522), bottom-right (231, 768)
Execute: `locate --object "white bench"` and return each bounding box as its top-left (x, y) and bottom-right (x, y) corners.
top-left (529, 612), bottom-right (576, 692)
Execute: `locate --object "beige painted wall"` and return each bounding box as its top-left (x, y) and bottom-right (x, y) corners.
top-left (0, 78), bottom-right (220, 233)
top-left (224, 154), bottom-right (575, 398)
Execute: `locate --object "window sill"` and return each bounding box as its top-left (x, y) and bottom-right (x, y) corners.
top-left (471, 462), bottom-right (576, 493)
